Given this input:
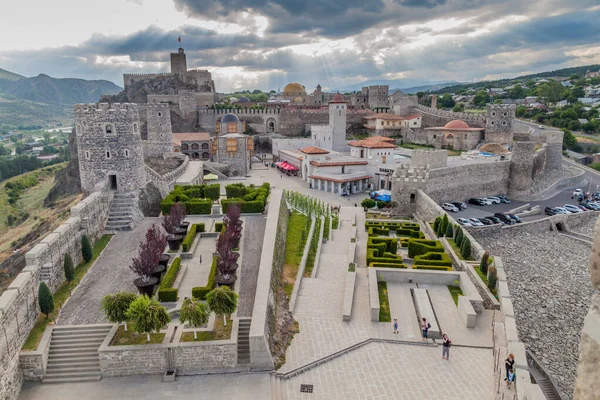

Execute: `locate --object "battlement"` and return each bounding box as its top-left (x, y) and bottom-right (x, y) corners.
top-left (198, 108), bottom-right (282, 115)
top-left (393, 163), bottom-right (430, 181)
top-left (124, 72), bottom-right (173, 79)
top-left (74, 103), bottom-right (139, 113)
top-left (413, 104), bottom-right (486, 122)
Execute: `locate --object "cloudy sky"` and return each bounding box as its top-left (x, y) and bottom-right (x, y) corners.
top-left (1, 0), bottom-right (599, 92)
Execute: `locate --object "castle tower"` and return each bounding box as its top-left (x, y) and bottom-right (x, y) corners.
top-left (329, 93), bottom-right (347, 152)
top-left (75, 103), bottom-right (146, 195)
top-left (485, 104), bottom-right (515, 145)
top-left (144, 103), bottom-right (173, 158)
top-left (391, 164), bottom-right (430, 215)
top-left (508, 141), bottom-right (535, 198)
top-left (170, 48), bottom-right (188, 80)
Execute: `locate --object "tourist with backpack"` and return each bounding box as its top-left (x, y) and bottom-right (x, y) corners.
top-left (421, 317), bottom-right (431, 340)
top-left (442, 333), bottom-right (451, 360)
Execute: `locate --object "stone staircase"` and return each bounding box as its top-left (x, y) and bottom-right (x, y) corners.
top-left (202, 161), bottom-right (230, 180)
top-left (237, 318), bottom-right (251, 367)
top-left (43, 324), bottom-right (112, 384)
top-left (104, 192), bottom-right (136, 232)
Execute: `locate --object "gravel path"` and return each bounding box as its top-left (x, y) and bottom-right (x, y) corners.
top-left (238, 216), bottom-right (266, 317)
top-left (569, 215), bottom-right (598, 237)
top-left (472, 230), bottom-right (593, 399)
top-left (58, 218), bottom-right (160, 325)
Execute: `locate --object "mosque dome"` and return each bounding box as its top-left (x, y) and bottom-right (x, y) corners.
top-left (293, 96), bottom-right (304, 104)
top-left (283, 82), bottom-right (306, 93)
top-left (330, 93), bottom-right (346, 103)
top-left (444, 120), bottom-right (470, 129)
top-left (229, 97), bottom-right (239, 103)
top-left (238, 96), bottom-right (251, 103)
top-left (222, 113), bottom-right (240, 124)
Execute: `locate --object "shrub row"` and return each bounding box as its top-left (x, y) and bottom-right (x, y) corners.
top-left (366, 248), bottom-right (404, 266)
top-left (221, 182), bottom-right (271, 214)
top-left (191, 255), bottom-right (217, 300)
top-left (396, 228), bottom-right (424, 238)
top-left (365, 221), bottom-right (420, 230)
top-left (215, 222), bottom-right (224, 232)
top-left (400, 238), bottom-right (409, 248)
top-left (157, 257), bottom-right (182, 302)
top-left (413, 252), bottom-right (453, 267)
top-left (407, 239), bottom-right (444, 258)
top-left (369, 262), bottom-right (407, 268)
top-left (181, 223), bottom-right (205, 252)
top-left (414, 265), bottom-right (453, 271)
top-left (160, 184), bottom-right (220, 214)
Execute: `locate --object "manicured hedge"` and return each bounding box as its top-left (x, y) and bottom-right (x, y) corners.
top-left (215, 222), bottom-right (224, 232)
top-left (400, 238), bottom-right (410, 247)
top-left (367, 248), bottom-right (403, 266)
top-left (413, 252), bottom-right (453, 267)
top-left (414, 265), bottom-right (453, 271)
top-left (407, 239), bottom-right (444, 258)
top-left (396, 228), bottom-right (424, 238)
top-left (158, 257), bottom-right (182, 302)
top-left (203, 184), bottom-right (220, 201)
top-left (185, 199), bottom-right (212, 215)
top-left (160, 184), bottom-right (220, 215)
top-left (221, 182), bottom-right (270, 214)
top-left (182, 223), bottom-right (205, 252)
top-left (369, 262), bottom-right (407, 268)
top-left (191, 256), bottom-right (217, 300)
top-left (367, 242), bottom-right (387, 257)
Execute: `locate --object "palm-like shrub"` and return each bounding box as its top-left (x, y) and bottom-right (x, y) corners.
top-left (206, 286), bottom-right (238, 326)
top-left (125, 295), bottom-right (170, 342)
top-left (179, 298), bottom-right (210, 339)
top-left (102, 292), bottom-right (137, 331)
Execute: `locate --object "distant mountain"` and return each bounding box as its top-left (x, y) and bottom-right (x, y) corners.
top-left (0, 73), bottom-right (122, 105)
top-left (399, 83), bottom-right (463, 94)
top-left (0, 68), bottom-right (24, 81)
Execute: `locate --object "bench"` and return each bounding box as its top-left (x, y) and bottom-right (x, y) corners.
top-left (412, 288), bottom-right (441, 339)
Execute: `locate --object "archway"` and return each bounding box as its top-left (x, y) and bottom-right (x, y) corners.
top-left (202, 152), bottom-right (210, 159)
top-left (444, 133), bottom-right (455, 149)
top-left (191, 143), bottom-right (200, 150)
top-left (192, 152), bottom-right (199, 159)
top-left (267, 118), bottom-right (276, 133)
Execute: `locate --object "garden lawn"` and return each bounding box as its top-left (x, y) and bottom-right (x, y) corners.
top-left (22, 235), bottom-right (112, 350)
top-left (474, 266), bottom-right (497, 296)
top-left (180, 317), bottom-right (233, 342)
top-left (110, 325), bottom-right (165, 345)
top-left (448, 285), bottom-right (463, 305)
top-left (282, 212), bottom-right (310, 297)
top-left (378, 281), bottom-right (391, 322)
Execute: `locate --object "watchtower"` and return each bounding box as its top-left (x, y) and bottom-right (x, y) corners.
top-left (145, 103), bottom-right (173, 158)
top-left (329, 93), bottom-right (347, 152)
top-left (74, 103), bottom-right (146, 195)
top-left (170, 48), bottom-right (188, 80)
top-left (391, 164), bottom-right (430, 215)
top-left (485, 104), bottom-right (515, 145)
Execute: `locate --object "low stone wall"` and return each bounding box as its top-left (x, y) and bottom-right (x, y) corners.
top-left (342, 271), bottom-right (356, 322)
top-left (19, 327), bottom-right (53, 381)
top-left (310, 216), bottom-right (326, 278)
top-left (0, 180), bottom-right (112, 400)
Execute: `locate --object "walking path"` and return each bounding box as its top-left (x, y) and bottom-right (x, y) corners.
top-left (175, 232), bottom-right (216, 305)
top-left (58, 218), bottom-right (159, 325)
top-left (238, 215), bottom-right (267, 317)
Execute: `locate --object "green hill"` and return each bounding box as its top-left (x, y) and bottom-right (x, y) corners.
top-left (0, 68), bottom-right (24, 81)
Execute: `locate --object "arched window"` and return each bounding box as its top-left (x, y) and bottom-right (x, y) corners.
top-left (191, 143), bottom-right (200, 150)
top-left (76, 124), bottom-right (82, 135)
top-left (182, 144), bottom-right (189, 150)
top-left (133, 123), bottom-right (138, 134)
top-left (201, 143), bottom-right (209, 149)
top-left (106, 150), bottom-right (111, 159)
top-left (202, 152), bottom-right (210, 159)
top-left (158, 112), bottom-right (162, 117)
top-left (105, 124), bottom-right (114, 135)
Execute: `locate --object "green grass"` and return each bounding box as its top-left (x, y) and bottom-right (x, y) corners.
top-left (474, 266), bottom-right (497, 296)
top-left (378, 281), bottom-right (391, 322)
top-left (109, 325), bottom-right (165, 345)
top-left (22, 235), bottom-right (112, 350)
top-left (180, 317), bottom-right (233, 342)
top-left (304, 218), bottom-right (323, 278)
top-left (447, 238), bottom-right (473, 260)
top-left (332, 216), bottom-right (339, 230)
top-left (448, 285), bottom-right (463, 305)
top-left (282, 212), bottom-right (310, 297)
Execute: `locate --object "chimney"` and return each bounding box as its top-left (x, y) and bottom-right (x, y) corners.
top-left (431, 95), bottom-right (438, 109)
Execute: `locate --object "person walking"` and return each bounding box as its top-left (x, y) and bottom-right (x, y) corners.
top-left (442, 333), bottom-right (451, 360)
top-left (504, 353), bottom-right (515, 382)
top-left (421, 317), bottom-right (430, 341)
top-left (506, 369), bottom-right (515, 389)
top-left (393, 319), bottom-right (399, 334)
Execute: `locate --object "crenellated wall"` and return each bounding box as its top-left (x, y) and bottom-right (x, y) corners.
top-left (412, 104), bottom-right (486, 128)
top-left (0, 180), bottom-right (112, 400)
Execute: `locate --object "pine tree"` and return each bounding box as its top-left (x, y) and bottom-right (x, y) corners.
top-left (436, 220), bottom-right (444, 237)
top-left (63, 254), bottom-right (74, 283)
top-left (455, 228), bottom-right (464, 247)
top-left (441, 214), bottom-right (449, 234)
top-left (445, 223), bottom-right (454, 238)
top-left (38, 282), bottom-right (54, 318)
top-left (460, 236), bottom-right (472, 259)
top-left (433, 217), bottom-right (441, 233)
top-left (488, 266), bottom-right (498, 291)
top-left (81, 235), bottom-right (93, 263)
top-left (480, 251), bottom-right (490, 275)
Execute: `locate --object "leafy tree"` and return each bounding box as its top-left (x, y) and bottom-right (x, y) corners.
top-left (455, 227), bottom-right (463, 247)
top-left (452, 103), bottom-right (465, 112)
top-left (445, 223), bottom-right (454, 238)
top-left (488, 266), bottom-right (498, 291)
top-left (438, 94), bottom-right (455, 109)
top-left (101, 292), bottom-right (137, 331)
top-left (480, 251), bottom-right (490, 275)
top-left (515, 106), bottom-right (527, 118)
top-left (538, 81), bottom-right (565, 104)
top-left (509, 85), bottom-right (525, 99)
top-left (206, 286), bottom-right (238, 326)
top-left (436, 221), bottom-right (444, 237)
top-left (376, 201), bottom-right (387, 209)
top-left (130, 225), bottom-right (165, 282)
top-left (460, 236), bottom-right (471, 259)
top-left (562, 129), bottom-right (577, 150)
top-left (81, 235), bottom-right (93, 262)
top-left (0, 145), bottom-right (10, 157)
top-left (472, 90), bottom-right (490, 107)
top-left (38, 282), bottom-right (54, 318)
top-left (125, 295), bottom-right (170, 342)
top-left (63, 253), bottom-right (74, 283)
top-left (179, 298), bottom-right (210, 339)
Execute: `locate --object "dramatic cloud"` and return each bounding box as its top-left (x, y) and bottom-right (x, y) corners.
top-left (0, 0), bottom-right (599, 92)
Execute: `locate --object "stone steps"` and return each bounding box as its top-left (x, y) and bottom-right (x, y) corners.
top-left (43, 325), bottom-right (112, 384)
top-left (237, 318), bottom-right (251, 366)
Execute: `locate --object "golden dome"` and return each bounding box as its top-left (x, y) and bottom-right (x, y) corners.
top-left (283, 82), bottom-right (306, 93)
top-left (293, 96), bottom-right (304, 104)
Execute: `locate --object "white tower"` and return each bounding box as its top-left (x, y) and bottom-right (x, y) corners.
top-left (329, 93), bottom-right (347, 152)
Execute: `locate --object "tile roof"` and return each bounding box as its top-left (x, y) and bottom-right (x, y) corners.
top-left (347, 140), bottom-right (397, 149)
top-left (310, 160), bottom-right (369, 167)
top-left (172, 132), bottom-right (211, 146)
top-left (300, 146), bottom-right (330, 154)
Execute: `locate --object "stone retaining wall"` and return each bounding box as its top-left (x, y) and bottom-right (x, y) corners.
top-left (19, 327), bottom-right (53, 381)
top-left (289, 215), bottom-right (316, 312)
top-left (0, 180), bottom-right (112, 400)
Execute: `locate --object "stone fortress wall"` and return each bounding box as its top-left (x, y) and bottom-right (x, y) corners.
top-left (411, 103), bottom-right (487, 128)
top-left (140, 103), bottom-right (173, 158)
top-left (0, 180), bottom-right (112, 400)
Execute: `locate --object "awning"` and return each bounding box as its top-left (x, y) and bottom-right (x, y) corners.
top-left (204, 173), bottom-right (219, 181)
top-left (282, 162), bottom-right (298, 171)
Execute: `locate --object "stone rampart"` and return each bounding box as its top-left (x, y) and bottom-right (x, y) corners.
top-left (0, 181), bottom-right (112, 400)
top-left (145, 155), bottom-right (189, 196)
top-left (410, 149), bottom-right (448, 169)
top-left (412, 104), bottom-right (486, 128)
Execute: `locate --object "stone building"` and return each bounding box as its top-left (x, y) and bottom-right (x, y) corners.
top-left (75, 103), bottom-right (147, 194)
top-left (362, 113), bottom-right (421, 136)
top-left (172, 132), bottom-right (211, 160)
top-left (214, 113), bottom-right (253, 176)
top-left (348, 136), bottom-right (397, 164)
top-left (424, 120), bottom-right (486, 150)
top-left (143, 103), bottom-right (173, 158)
top-left (350, 85), bottom-right (390, 109)
top-left (485, 104), bottom-right (515, 145)
top-left (309, 93), bottom-right (348, 152)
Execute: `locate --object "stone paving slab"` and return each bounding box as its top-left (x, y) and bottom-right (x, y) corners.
top-left (238, 215), bottom-right (267, 317)
top-left (58, 218), bottom-right (160, 325)
top-left (282, 342), bottom-right (494, 400)
top-left (386, 282), bottom-right (421, 340)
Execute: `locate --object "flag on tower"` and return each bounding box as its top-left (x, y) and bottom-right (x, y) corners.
top-left (178, 36), bottom-right (181, 43)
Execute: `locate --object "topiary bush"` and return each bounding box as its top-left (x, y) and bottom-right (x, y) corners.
top-left (361, 198), bottom-right (376, 208)
top-left (63, 253), bottom-right (74, 283)
top-left (191, 255), bottom-right (217, 300)
top-left (414, 265), bottom-right (453, 271)
top-left (185, 199), bottom-right (212, 214)
top-left (480, 251), bottom-right (490, 275)
top-left (488, 265), bottom-right (498, 291)
top-left (81, 234), bottom-right (93, 263)
top-left (441, 214), bottom-right (449, 234)
top-left (407, 239), bottom-right (444, 258)
top-left (376, 201), bottom-right (387, 209)
top-left (460, 236), bottom-right (472, 259)
top-left (455, 228), bottom-right (464, 247)
top-left (414, 252), bottom-right (453, 267)
top-left (203, 184), bottom-right (220, 202)
top-left (433, 216), bottom-right (441, 233)
top-left (445, 223), bottom-right (454, 238)
top-left (436, 221), bottom-right (444, 237)
top-left (38, 282), bottom-right (54, 318)
top-left (369, 262), bottom-right (407, 268)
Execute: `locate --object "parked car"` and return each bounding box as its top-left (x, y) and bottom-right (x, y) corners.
top-left (572, 189), bottom-right (583, 198)
top-left (506, 213), bottom-right (521, 223)
top-left (545, 207), bottom-right (558, 216)
top-left (593, 192), bottom-right (600, 201)
top-left (442, 203), bottom-right (459, 212)
top-left (478, 218), bottom-right (494, 225)
top-left (564, 204), bottom-right (583, 213)
top-left (451, 201), bottom-right (468, 210)
top-left (496, 195), bottom-right (511, 204)
top-left (494, 213), bottom-right (515, 225)
top-left (468, 218), bottom-right (485, 227)
top-left (539, 125), bottom-right (545, 129)
top-left (583, 202), bottom-right (600, 211)
top-left (485, 197), bottom-right (502, 204)
top-left (575, 205), bottom-right (589, 212)
top-left (457, 218), bottom-right (472, 226)
top-left (553, 207), bottom-right (571, 214)
top-left (468, 198), bottom-right (487, 206)
top-left (485, 216), bottom-right (502, 224)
